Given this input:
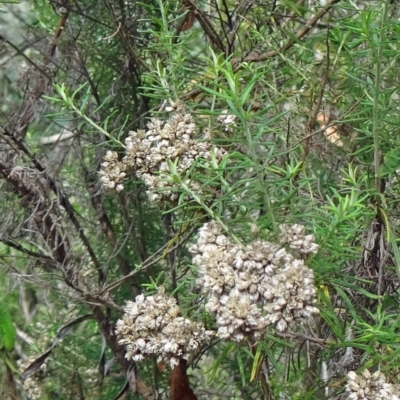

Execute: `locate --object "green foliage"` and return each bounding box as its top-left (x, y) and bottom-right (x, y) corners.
top-left (0, 301), bottom-right (15, 352)
top-left (2, 0), bottom-right (400, 399)
top-left (380, 147), bottom-right (400, 176)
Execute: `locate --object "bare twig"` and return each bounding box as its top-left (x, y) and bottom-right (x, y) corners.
top-left (231, 0), bottom-right (342, 66)
top-left (98, 226), bottom-right (195, 294)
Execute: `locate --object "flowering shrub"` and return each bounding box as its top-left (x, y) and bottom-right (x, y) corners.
top-left (3, 0), bottom-right (400, 399)
top-left (116, 221), bottom-right (319, 370)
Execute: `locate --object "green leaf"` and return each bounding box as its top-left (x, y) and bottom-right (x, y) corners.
top-left (235, 347), bottom-right (246, 387)
top-left (5, 353), bottom-right (18, 373)
top-left (207, 342), bottom-right (235, 382)
top-left (329, 278), bottom-right (383, 300)
top-left (379, 146), bottom-right (400, 176)
top-left (240, 73), bottom-right (263, 105)
top-left (250, 343), bottom-right (263, 382)
top-left (0, 306), bottom-right (15, 352)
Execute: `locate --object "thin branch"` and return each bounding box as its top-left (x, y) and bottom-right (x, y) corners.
top-left (0, 239), bottom-right (56, 265)
top-left (1, 132), bottom-right (105, 284)
top-left (118, 192), bottom-right (148, 262)
top-left (98, 226), bottom-right (195, 294)
top-left (181, 0), bottom-right (225, 53)
top-left (0, 36), bottom-right (51, 80)
top-left (231, 0), bottom-right (342, 66)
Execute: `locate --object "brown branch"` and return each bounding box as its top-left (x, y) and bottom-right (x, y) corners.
top-left (90, 306), bottom-right (155, 400)
top-left (47, 4), bottom-right (70, 64)
top-left (0, 36), bottom-right (51, 80)
top-left (0, 239), bottom-right (57, 265)
top-left (0, 132), bottom-right (105, 284)
top-left (231, 0), bottom-right (342, 66)
top-left (181, 0), bottom-right (225, 53)
top-left (173, 8), bottom-right (195, 42)
top-left (0, 161), bottom-right (74, 282)
top-left (169, 359), bottom-right (198, 400)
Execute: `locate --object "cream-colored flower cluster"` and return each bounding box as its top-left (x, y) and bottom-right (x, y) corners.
top-left (19, 358), bottom-right (47, 400)
top-left (99, 101), bottom-right (225, 203)
top-left (115, 288), bottom-right (214, 367)
top-left (217, 110), bottom-right (237, 132)
top-left (190, 221), bottom-right (319, 341)
top-left (279, 223), bottom-right (319, 255)
top-left (99, 150), bottom-right (127, 192)
top-left (344, 370), bottom-right (399, 400)
top-left (23, 377), bottom-right (42, 400)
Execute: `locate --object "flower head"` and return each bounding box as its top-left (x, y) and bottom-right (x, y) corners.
top-left (116, 288), bottom-right (214, 367)
top-left (345, 369), bottom-right (400, 400)
top-left (100, 101), bottom-right (226, 203)
top-left (98, 150), bottom-right (127, 192)
top-left (191, 221), bottom-right (319, 341)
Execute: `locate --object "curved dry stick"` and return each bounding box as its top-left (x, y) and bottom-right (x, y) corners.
top-left (181, 0), bottom-right (225, 53)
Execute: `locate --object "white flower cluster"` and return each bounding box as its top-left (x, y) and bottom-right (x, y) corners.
top-left (279, 224), bottom-right (319, 255)
top-left (19, 358), bottom-right (47, 400)
top-left (217, 110), bottom-right (237, 132)
top-left (344, 370), bottom-right (400, 400)
top-left (99, 101), bottom-right (225, 203)
top-left (99, 150), bottom-right (127, 192)
top-left (23, 377), bottom-right (42, 400)
top-left (190, 221), bottom-right (319, 341)
top-left (115, 288), bottom-right (214, 368)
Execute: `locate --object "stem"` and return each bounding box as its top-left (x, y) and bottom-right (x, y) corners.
top-left (241, 117), bottom-right (277, 232)
top-left (373, 1), bottom-right (390, 196)
top-left (157, 0), bottom-right (178, 99)
top-left (69, 102), bottom-right (125, 148)
top-left (49, 85), bottom-right (125, 148)
top-left (174, 175), bottom-right (243, 246)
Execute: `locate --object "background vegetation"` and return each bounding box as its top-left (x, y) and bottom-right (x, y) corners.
top-left (1, 0), bottom-right (400, 399)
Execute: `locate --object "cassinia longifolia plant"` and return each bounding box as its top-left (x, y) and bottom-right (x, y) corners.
top-left (4, 1), bottom-right (400, 399)
top-left (108, 101), bottom-right (320, 372)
